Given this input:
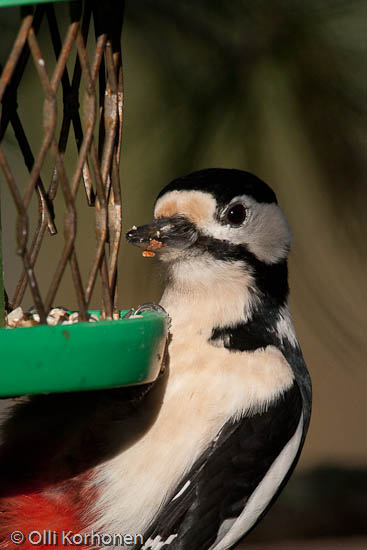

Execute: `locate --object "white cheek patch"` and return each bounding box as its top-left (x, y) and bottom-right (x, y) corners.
top-left (205, 196), bottom-right (292, 264)
top-left (246, 202), bottom-right (291, 263)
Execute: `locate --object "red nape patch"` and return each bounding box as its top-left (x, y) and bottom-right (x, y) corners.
top-left (0, 476), bottom-right (98, 550)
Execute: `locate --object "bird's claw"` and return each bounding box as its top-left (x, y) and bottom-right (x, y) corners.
top-left (122, 302), bottom-right (172, 330)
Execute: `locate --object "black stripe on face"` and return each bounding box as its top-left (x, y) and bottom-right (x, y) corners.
top-left (156, 169), bottom-right (278, 209)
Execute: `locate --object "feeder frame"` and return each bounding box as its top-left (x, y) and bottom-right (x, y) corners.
top-left (0, 0), bottom-right (125, 322)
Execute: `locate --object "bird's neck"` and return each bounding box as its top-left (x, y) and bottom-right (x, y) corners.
top-left (160, 257), bottom-right (258, 336)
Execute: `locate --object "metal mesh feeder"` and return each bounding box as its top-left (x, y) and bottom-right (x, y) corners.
top-left (0, 0), bottom-right (168, 396)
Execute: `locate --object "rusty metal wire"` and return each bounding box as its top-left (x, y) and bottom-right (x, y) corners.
top-left (0, 1), bottom-right (124, 322)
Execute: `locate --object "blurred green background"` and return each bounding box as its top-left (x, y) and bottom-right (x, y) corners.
top-left (0, 0), bottom-right (366, 547)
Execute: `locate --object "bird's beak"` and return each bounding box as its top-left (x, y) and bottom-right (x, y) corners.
top-left (126, 216), bottom-right (198, 256)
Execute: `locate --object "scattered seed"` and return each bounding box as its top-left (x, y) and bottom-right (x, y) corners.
top-left (88, 313), bottom-right (99, 322)
top-left (7, 307), bottom-right (24, 327)
top-left (69, 312), bottom-right (79, 323)
top-left (5, 307), bottom-right (113, 328)
top-left (47, 308), bottom-right (68, 325)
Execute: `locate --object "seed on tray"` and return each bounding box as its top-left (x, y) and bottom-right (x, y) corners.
top-left (68, 312), bottom-right (79, 323)
top-left (7, 306), bottom-right (25, 327)
top-left (5, 307), bottom-right (112, 328)
top-left (88, 313), bottom-right (99, 322)
top-left (47, 308), bottom-right (69, 326)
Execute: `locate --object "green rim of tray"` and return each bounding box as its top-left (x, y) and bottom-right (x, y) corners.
top-left (0, 310), bottom-right (168, 397)
top-left (0, 0), bottom-right (69, 7)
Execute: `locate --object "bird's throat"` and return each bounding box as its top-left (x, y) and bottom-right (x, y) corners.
top-left (160, 258), bottom-right (257, 338)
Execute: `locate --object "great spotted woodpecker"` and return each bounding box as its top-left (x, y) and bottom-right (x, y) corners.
top-left (0, 168), bottom-right (311, 550)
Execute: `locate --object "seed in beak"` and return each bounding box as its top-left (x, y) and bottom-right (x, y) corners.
top-left (148, 239), bottom-right (164, 250)
top-left (141, 238), bottom-right (165, 258)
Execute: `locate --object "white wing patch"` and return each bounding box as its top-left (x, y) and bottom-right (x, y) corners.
top-left (208, 414), bottom-right (304, 550)
top-left (171, 480), bottom-right (191, 502)
top-left (275, 306), bottom-right (298, 348)
top-left (142, 534), bottom-right (178, 549)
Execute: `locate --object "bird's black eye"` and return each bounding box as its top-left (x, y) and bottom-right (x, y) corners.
top-left (226, 203), bottom-right (247, 226)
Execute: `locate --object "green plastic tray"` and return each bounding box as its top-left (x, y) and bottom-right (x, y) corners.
top-left (0, 310), bottom-right (168, 397)
top-left (0, 0), bottom-right (69, 7)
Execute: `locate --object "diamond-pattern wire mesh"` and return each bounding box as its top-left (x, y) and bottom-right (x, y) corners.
top-left (0, 1), bottom-right (124, 324)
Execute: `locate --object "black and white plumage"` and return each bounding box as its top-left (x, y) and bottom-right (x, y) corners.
top-left (122, 168), bottom-right (311, 550)
top-left (0, 168), bottom-right (311, 550)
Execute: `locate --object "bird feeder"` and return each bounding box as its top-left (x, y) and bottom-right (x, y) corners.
top-left (0, 0), bottom-right (168, 396)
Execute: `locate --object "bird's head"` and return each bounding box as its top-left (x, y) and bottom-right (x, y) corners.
top-left (126, 168), bottom-right (291, 263)
top-left (126, 169), bottom-right (291, 303)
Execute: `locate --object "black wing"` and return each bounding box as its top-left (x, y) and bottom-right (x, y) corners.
top-left (138, 382), bottom-right (303, 550)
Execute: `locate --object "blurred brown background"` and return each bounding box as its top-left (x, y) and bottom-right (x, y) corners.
top-left (0, 1), bottom-right (366, 548)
